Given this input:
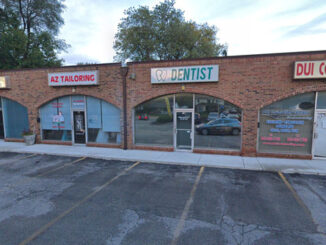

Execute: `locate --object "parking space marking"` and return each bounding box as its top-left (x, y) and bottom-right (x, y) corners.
top-left (171, 166), bottom-right (205, 245)
top-left (18, 161), bottom-right (141, 245)
top-left (35, 156), bottom-right (87, 177)
top-left (0, 153), bottom-right (37, 166)
top-left (0, 157), bottom-right (87, 193)
top-left (278, 171), bottom-right (315, 222)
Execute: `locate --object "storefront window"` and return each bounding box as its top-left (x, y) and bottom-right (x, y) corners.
top-left (1, 98), bottom-right (29, 139)
top-left (317, 91), bottom-right (326, 109)
top-left (134, 95), bottom-right (174, 146)
top-left (134, 93), bottom-right (242, 150)
top-left (40, 96), bottom-right (72, 141)
top-left (87, 97), bottom-right (121, 144)
top-left (175, 93), bottom-right (193, 108)
top-left (194, 94), bottom-right (241, 150)
top-left (40, 95), bottom-right (121, 144)
top-left (258, 93), bottom-right (315, 155)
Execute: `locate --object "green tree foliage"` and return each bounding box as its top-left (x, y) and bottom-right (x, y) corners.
top-left (0, 0), bottom-right (69, 69)
top-left (114, 0), bottom-right (227, 62)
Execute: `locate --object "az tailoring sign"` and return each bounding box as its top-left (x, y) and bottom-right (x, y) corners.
top-left (151, 65), bottom-right (219, 84)
top-left (48, 71), bottom-right (99, 86)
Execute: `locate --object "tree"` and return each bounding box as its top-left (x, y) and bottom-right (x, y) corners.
top-left (0, 0), bottom-right (69, 69)
top-left (114, 0), bottom-right (227, 62)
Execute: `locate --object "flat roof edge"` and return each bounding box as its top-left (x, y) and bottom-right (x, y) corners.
top-left (0, 62), bottom-right (122, 73)
top-left (127, 50), bottom-right (326, 65)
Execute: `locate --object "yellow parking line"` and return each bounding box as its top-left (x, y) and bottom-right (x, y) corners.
top-left (278, 171), bottom-right (313, 218)
top-left (0, 157), bottom-right (86, 193)
top-left (19, 161), bottom-right (141, 245)
top-left (36, 157), bottom-right (87, 177)
top-left (0, 153), bottom-right (37, 166)
top-left (171, 166), bottom-right (205, 245)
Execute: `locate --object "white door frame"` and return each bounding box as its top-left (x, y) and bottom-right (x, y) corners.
top-left (312, 109), bottom-right (326, 159)
top-left (174, 108), bottom-right (194, 152)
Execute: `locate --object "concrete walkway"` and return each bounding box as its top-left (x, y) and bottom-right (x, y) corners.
top-left (0, 140), bottom-right (326, 175)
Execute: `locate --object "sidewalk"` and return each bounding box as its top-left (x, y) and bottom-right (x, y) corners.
top-left (1, 140), bottom-right (326, 175)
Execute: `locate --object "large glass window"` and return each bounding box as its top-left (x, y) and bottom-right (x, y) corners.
top-left (175, 93), bottom-right (193, 108)
top-left (258, 93), bottom-right (315, 155)
top-left (40, 96), bottom-right (72, 141)
top-left (87, 97), bottom-right (121, 144)
top-left (194, 95), bottom-right (242, 150)
top-left (134, 95), bottom-right (174, 146)
top-left (134, 93), bottom-right (242, 150)
top-left (1, 98), bottom-right (29, 139)
top-left (317, 91), bottom-right (326, 109)
top-left (40, 95), bottom-right (121, 144)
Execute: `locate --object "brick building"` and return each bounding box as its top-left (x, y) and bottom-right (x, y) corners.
top-left (1, 50), bottom-right (326, 159)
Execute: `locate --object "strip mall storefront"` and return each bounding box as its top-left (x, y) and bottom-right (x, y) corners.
top-left (0, 51), bottom-right (326, 159)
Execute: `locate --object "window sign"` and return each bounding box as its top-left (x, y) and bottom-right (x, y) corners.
top-left (258, 93), bottom-right (315, 154)
top-left (71, 95), bottom-right (85, 110)
top-left (48, 71), bottom-right (99, 86)
top-left (151, 65), bottom-right (219, 84)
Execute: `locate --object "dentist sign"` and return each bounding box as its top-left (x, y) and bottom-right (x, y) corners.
top-left (151, 65), bottom-right (219, 84)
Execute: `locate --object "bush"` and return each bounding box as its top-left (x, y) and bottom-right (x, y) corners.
top-left (155, 114), bottom-right (173, 123)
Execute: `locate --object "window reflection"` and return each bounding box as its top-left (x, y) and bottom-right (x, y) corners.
top-left (194, 95), bottom-right (241, 150)
top-left (134, 95), bottom-right (174, 146)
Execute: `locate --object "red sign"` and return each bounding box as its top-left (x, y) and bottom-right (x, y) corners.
top-left (294, 60), bottom-right (326, 79)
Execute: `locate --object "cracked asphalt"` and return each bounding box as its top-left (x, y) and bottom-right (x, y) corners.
top-left (0, 152), bottom-right (325, 245)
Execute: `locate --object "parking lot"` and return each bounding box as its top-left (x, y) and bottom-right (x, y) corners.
top-left (0, 152), bottom-right (325, 245)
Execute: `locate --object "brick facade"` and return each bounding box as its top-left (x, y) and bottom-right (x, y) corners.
top-left (1, 51), bottom-right (326, 158)
top-left (126, 51), bottom-right (326, 158)
top-left (0, 63), bottom-right (124, 145)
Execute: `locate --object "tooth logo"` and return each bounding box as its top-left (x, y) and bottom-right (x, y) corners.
top-left (156, 69), bottom-right (167, 81)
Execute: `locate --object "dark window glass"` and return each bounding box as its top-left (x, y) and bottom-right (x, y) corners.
top-left (175, 93), bottom-right (193, 108)
top-left (194, 94), bottom-right (241, 150)
top-left (317, 91), bottom-right (326, 109)
top-left (258, 92), bottom-right (315, 155)
top-left (134, 95), bottom-right (174, 146)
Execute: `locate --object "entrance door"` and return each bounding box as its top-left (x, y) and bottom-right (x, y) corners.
top-left (175, 110), bottom-right (193, 151)
top-left (73, 111), bottom-right (86, 144)
top-left (314, 112), bottom-right (326, 157)
top-left (0, 111), bottom-right (4, 139)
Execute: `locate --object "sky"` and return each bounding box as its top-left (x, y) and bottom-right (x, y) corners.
top-left (58, 0), bottom-right (326, 65)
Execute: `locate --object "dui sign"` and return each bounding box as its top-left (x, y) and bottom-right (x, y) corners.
top-left (151, 65), bottom-right (219, 84)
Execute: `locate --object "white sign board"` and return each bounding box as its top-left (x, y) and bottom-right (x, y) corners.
top-left (294, 60), bottom-right (326, 79)
top-left (0, 76), bottom-right (10, 89)
top-left (48, 71), bottom-right (99, 86)
top-left (151, 65), bottom-right (219, 84)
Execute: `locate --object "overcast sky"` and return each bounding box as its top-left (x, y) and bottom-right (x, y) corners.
top-left (58, 0), bottom-right (326, 65)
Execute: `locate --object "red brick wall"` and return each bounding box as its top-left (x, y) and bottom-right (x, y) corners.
top-left (1, 51), bottom-right (326, 158)
top-left (126, 51), bottom-right (326, 156)
top-left (0, 64), bottom-right (124, 145)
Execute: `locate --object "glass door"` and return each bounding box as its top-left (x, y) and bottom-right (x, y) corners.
top-left (175, 110), bottom-right (193, 151)
top-left (0, 110), bottom-right (4, 139)
top-left (73, 111), bottom-right (86, 144)
top-left (314, 111), bottom-right (326, 157)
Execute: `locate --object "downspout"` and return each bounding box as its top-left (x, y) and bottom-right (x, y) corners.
top-left (120, 66), bottom-right (129, 150)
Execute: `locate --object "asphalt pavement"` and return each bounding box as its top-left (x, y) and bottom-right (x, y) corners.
top-left (0, 152), bottom-right (325, 245)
